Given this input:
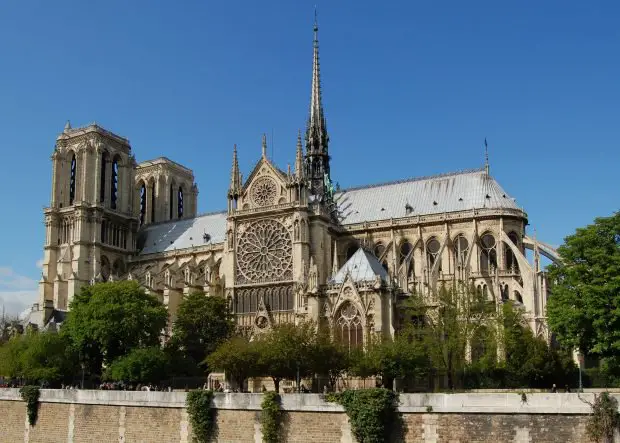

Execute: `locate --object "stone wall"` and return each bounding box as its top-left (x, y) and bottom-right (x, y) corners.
top-left (0, 389), bottom-right (607, 442)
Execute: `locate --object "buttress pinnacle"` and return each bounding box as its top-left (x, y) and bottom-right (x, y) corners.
top-left (229, 144), bottom-right (241, 196)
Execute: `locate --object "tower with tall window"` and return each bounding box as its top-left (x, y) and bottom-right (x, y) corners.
top-left (38, 123), bottom-right (138, 319)
top-left (134, 157), bottom-right (197, 226)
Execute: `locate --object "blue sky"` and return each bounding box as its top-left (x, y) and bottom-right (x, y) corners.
top-left (0, 1), bottom-right (618, 314)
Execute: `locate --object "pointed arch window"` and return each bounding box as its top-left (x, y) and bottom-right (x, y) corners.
top-left (139, 183), bottom-right (146, 226)
top-left (426, 237), bottom-right (441, 272)
top-left (178, 186), bottom-right (184, 219)
top-left (373, 242), bottom-right (388, 271)
top-left (453, 234), bottom-right (469, 268)
top-left (505, 232), bottom-right (520, 272)
top-left (336, 302), bottom-right (363, 352)
top-left (399, 240), bottom-right (414, 279)
top-left (69, 153), bottom-right (77, 205)
top-left (479, 233), bottom-right (497, 274)
top-left (111, 157), bottom-right (119, 210)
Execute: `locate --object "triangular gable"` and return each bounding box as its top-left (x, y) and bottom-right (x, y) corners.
top-left (241, 156), bottom-right (287, 193)
top-left (331, 248), bottom-right (389, 284)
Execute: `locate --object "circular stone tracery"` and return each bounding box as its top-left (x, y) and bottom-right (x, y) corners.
top-left (236, 219), bottom-right (293, 283)
top-left (250, 177), bottom-right (277, 207)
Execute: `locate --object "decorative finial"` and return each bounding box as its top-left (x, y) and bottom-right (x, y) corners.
top-left (262, 133), bottom-right (267, 158)
top-left (314, 6), bottom-right (318, 36)
top-left (64, 120), bottom-right (71, 132)
top-left (295, 129), bottom-right (304, 178)
top-left (229, 144), bottom-right (241, 196)
top-left (484, 137), bottom-right (490, 175)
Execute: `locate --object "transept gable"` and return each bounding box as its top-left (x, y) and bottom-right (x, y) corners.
top-left (330, 278), bottom-right (367, 317)
top-left (239, 157), bottom-right (289, 210)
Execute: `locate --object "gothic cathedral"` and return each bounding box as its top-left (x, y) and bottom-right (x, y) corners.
top-left (31, 20), bottom-right (560, 346)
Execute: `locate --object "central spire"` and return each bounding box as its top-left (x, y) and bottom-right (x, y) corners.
top-left (305, 9), bottom-right (332, 204)
top-left (309, 10), bottom-right (324, 137)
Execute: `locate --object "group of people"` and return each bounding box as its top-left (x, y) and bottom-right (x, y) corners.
top-left (98, 382), bottom-right (173, 391)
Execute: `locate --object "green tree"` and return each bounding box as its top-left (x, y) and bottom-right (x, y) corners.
top-left (310, 331), bottom-right (350, 391)
top-left (171, 293), bottom-right (234, 370)
top-left (547, 211), bottom-right (620, 359)
top-left (401, 284), bottom-right (494, 389)
top-left (62, 281), bottom-right (167, 375)
top-left (0, 332), bottom-right (78, 384)
top-left (348, 332), bottom-right (428, 390)
top-left (256, 322), bottom-right (317, 392)
top-left (502, 303), bottom-right (576, 388)
top-left (0, 334), bottom-right (28, 378)
top-left (104, 347), bottom-right (171, 385)
top-left (206, 336), bottom-right (260, 390)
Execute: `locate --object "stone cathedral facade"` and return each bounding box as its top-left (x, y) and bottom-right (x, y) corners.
top-left (33, 21), bottom-right (560, 344)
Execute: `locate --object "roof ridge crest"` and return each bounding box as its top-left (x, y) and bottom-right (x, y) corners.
top-left (337, 167), bottom-right (485, 194)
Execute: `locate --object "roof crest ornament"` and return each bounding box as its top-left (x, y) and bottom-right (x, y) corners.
top-left (484, 137), bottom-right (490, 176)
top-left (261, 133), bottom-right (267, 158)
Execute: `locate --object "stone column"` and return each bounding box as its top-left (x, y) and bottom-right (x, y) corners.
top-left (94, 149), bottom-right (101, 204)
top-left (50, 152), bottom-right (59, 206)
top-left (80, 148), bottom-right (88, 202)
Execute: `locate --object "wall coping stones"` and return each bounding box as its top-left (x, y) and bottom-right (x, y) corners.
top-left (0, 389), bottom-right (610, 414)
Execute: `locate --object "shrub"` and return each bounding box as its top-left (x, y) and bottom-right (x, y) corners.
top-left (19, 385), bottom-right (40, 426)
top-left (586, 392), bottom-right (620, 443)
top-left (329, 388), bottom-right (399, 443)
top-left (186, 390), bottom-right (215, 443)
top-left (261, 391), bottom-right (282, 443)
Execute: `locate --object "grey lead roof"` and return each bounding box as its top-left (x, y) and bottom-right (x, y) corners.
top-left (334, 168), bottom-right (519, 225)
top-left (330, 248), bottom-right (389, 284)
top-left (137, 169), bottom-right (520, 255)
top-left (138, 211), bottom-right (227, 255)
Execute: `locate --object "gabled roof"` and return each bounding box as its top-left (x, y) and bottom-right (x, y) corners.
top-left (136, 169), bottom-right (523, 256)
top-left (330, 248), bottom-right (389, 284)
top-left (334, 168), bottom-right (520, 225)
top-left (138, 211), bottom-right (227, 255)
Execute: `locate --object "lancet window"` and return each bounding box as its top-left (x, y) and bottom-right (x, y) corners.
top-left (139, 183), bottom-right (146, 226)
top-left (505, 232), bottom-right (520, 272)
top-left (453, 234), bottom-right (469, 268)
top-left (399, 240), bottom-right (414, 279)
top-left (58, 218), bottom-right (73, 245)
top-left (69, 153), bottom-right (77, 205)
top-left (234, 286), bottom-right (294, 314)
top-left (111, 157), bottom-right (119, 210)
top-left (336, 302), bottom-right (363, 352)
top-left (426, 237), bottom-right (441, 272)
top-left (373, 242), bottom-right (388, 271)
top-left (178, 186), bottom-right (184, 218)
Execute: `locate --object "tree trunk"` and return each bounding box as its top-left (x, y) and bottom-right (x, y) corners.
top-left (272, 377), bottom-right (280, 393)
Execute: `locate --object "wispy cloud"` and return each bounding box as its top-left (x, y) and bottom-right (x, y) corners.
top-left (0, 267), bottom-right (38, 316)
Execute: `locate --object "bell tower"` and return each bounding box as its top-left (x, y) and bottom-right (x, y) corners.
top-left (39, 123), bottom-right (138, 316)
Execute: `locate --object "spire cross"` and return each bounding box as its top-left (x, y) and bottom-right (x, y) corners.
top-left (261, 133), bottom-right (267, 158)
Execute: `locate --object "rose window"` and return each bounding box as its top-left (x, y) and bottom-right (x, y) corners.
top-left (250, 177), bottom-right (277, 207)
top-left (236, 219), bottom-right (293, 283)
